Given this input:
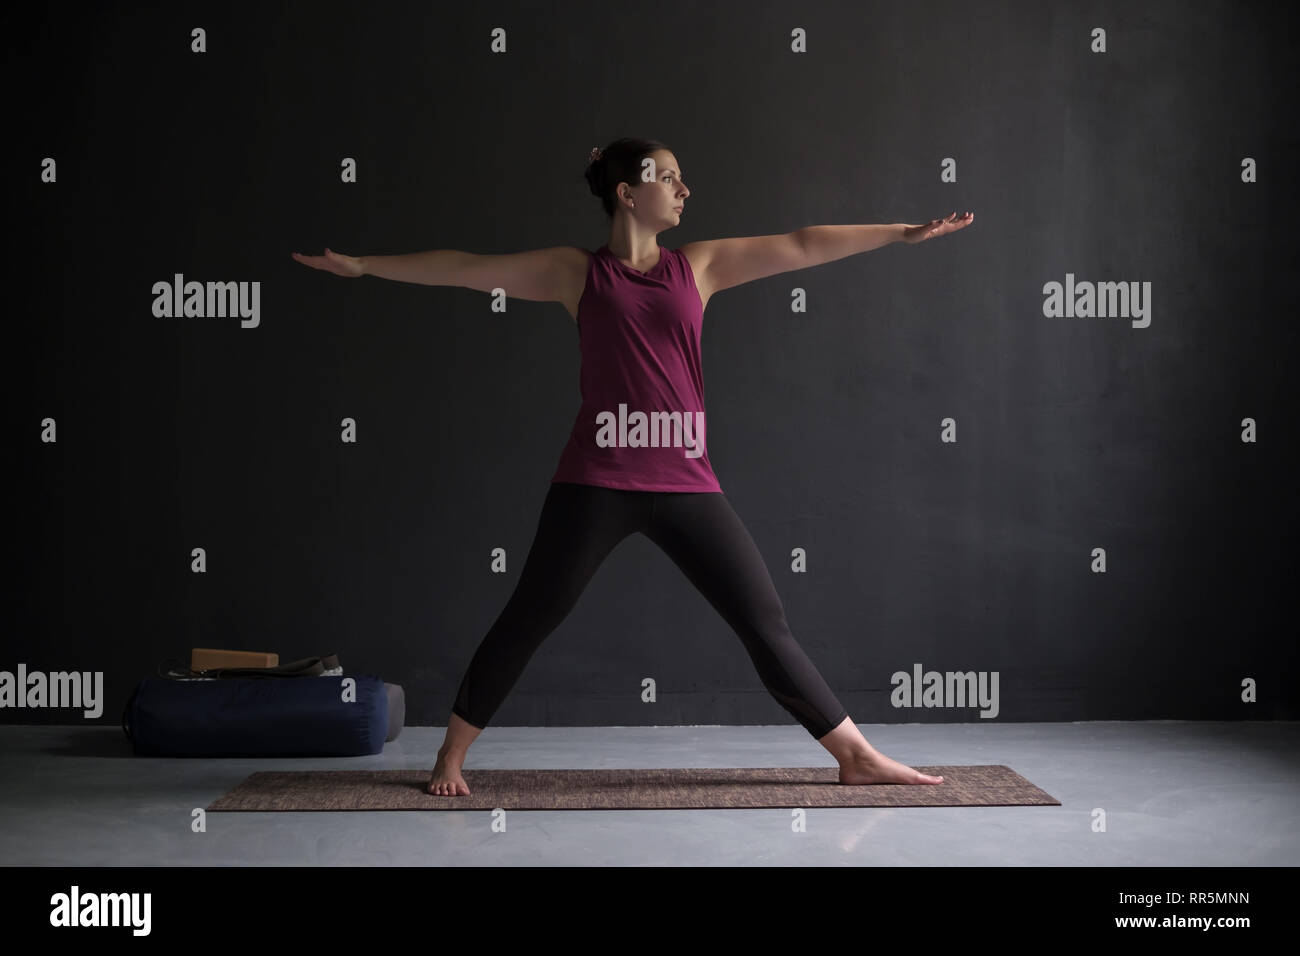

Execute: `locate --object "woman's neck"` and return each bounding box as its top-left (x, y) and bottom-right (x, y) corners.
top-left (606, 217), bottom-right (661, 269)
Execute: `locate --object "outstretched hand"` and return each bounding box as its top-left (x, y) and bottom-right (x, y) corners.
top-left (290, 248), bottom-right (366, 277)
top-left (902, 211), bottom-right (974, 244)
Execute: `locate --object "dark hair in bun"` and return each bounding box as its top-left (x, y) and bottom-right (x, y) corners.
top-left (585, 137), bottom-right (672, 218)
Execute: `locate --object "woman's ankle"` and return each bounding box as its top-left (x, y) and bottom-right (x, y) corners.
top-left (818, 716), bottom-right (875, 764)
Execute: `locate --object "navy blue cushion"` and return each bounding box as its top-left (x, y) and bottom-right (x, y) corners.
top-left (124, 675), bottom-right (389, 757)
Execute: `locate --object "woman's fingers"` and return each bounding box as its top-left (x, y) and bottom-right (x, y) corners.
top-left (291, 251), bottom-right (326, 268)
top-left (292, 248), bottom-right (364, 277)
top-left (932, 212), bottom-right (974, 229)
top-left (910, 212), bottom-right (974, 242)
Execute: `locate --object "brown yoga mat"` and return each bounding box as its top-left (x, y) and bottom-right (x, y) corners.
top-left (207, 765), bottom-right (1059, 811)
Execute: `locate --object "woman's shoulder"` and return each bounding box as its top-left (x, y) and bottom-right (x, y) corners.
top-left (558, 245), bottom-right (597, 264)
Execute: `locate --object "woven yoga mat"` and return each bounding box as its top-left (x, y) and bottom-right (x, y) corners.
top-left (207, 765), bottom-right (1059, 811)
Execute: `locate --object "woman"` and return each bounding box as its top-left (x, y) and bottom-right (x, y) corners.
top-left (293, 137), bottom-right (974, 796)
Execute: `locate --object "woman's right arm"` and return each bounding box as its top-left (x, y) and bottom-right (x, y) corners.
top-left (361, 248), bottom-right (470, 286)
top-left (292, 246), bottom-right (583, 309)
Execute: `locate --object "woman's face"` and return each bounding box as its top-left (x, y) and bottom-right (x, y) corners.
top-left (630, 149), bottom-right (690, 225)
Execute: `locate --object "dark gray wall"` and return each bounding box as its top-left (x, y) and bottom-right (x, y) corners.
top-left (9, 0), bottom-right (1297, 729)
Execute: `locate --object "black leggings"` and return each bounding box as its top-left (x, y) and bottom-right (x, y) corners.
top-left (451, 481), bottom-right (850, 740)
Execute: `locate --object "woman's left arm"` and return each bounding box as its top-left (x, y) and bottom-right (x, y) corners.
top-left (802, 212), bottom-right (975, 263)
top-left (681, 213), bottom-right (973, 300)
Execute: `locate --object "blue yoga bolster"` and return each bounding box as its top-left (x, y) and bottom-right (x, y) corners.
top-left (124, 674), bottom-right (389, 757)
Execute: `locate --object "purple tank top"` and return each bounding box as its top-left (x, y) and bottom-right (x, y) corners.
top-left (550, 244), bottom-right (722, 492)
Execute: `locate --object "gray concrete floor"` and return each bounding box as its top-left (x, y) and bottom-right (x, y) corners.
top-left (0, 721), bottom-right (1295, 866)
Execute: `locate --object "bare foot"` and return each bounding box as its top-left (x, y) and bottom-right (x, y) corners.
top-left (427, 750), bottom-right (471, 796)
top-left (839, 748), bottom-right (944, 785)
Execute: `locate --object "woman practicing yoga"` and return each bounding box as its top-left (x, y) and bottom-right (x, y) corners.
top-left (292, 137), bottom-right (973, 796)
